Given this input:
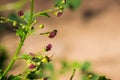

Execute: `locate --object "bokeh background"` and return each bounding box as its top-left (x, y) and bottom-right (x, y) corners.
top-left (0, 0), bottom-right (120, 80)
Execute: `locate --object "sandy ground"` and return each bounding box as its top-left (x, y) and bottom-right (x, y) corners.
top-left (0, 0), bottom-right (120, 80)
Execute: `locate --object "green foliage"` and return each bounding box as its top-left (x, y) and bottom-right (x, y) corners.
top-left (81, 61), bottom-right (91, 71)
top-left (55, 0), bottom-right (82, 10)
top-left (0, 0), bottom-right (111, 80)
top-left (19, 54), bottom-right (32, 60)
top-left (34, 12), bottom-right (50, 18)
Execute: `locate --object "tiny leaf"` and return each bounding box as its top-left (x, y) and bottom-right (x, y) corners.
top-left (34, 12), bottom-right (50, 17)
top-left (19, 54), bottom-right (32, 60)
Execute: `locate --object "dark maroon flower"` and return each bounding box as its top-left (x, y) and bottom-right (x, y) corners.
top-left (49, 30), bottom-right (57, 38)
top-left (46, 44), bottom-right (52, 51)
top-left (18, 10), bottom-right (24, 16)
top-left (57, 12), bottom-right (63, 17)
top-left (28, 64), bottom-right (36, 69)
top-left (43, 77), bottom-right (48, 80)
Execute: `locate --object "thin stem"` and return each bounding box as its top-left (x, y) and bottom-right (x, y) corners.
top-left (3, 40), bottom-right (24, 77)
top-left (33, 7), bottom-right (59, 17)
top-left (70, 69), bottom-right (76, 80)
top-left (3, 0), bottom-right (34, 77)
top-left (29, 0), bottom-right (34, 26)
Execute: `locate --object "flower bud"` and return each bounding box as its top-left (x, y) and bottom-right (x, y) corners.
top-left (61, 0), bottom-right (66, 4)
top-left (39, 24), bottom-right (44, 29)
top-left (59, 6), bottom-right (64, 10)
top-left (57, 11), bottom-right (63, 17)
top-left (41, 56), bottom-right (51, 63)
top-left (13, 21), bottom-right (17, 26)
top-left (49, 30), bottom-right (57, 38)
top-left (45, 44), bottom-right (52, 51)
top-left (28, 64), bottom-right (36, 69)
top-left (18, 10), bottom-right (24, 17)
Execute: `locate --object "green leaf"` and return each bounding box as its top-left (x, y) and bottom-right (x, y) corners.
top-left (66, 0), bottom-right (82, 10)
top-left (81, 61), bottom-right (91, 71)
top-left (55, 0), bottom-right (81, 10)
top-left (55, 0), bottom-right (63, 6)
top-left (44, 63), bottom-right (54, 73)
top-left (71, 61), bottom-right (81, 69)
top-left (34, 12), bottom-right (50, 18)
top-left (19, 54), bottom-right (32, 60)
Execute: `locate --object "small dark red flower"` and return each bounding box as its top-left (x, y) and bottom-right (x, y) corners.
top-left (49, 30), bottom-right (57, 38)
top-left (29, 64), bottom-right (36, 69)
top-left (18, 10), bottom-right (24, 16)
top-left (46, 44), bottom-right (52, 51)
top-left (57, 12), bottom-right (63, 17)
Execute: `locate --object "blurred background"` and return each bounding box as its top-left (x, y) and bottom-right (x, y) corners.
top-left (0, 0), bottom-right (120, 80)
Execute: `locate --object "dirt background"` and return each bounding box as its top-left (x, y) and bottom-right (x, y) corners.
top-left (0, 0), bottom-right (120, 80)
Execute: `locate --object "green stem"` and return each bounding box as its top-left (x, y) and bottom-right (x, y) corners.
top-left (3, 0), bottom-right (34, 77)
top-left (3, 40), bottom-right (24, 77)
top-left (33, 7), bottom-right (59, 17)
top-left (29, 0), bottom-right (34, 26)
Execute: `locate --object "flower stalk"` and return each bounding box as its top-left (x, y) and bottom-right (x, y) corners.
top-left (3, 0), bottom-right (34, 77)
